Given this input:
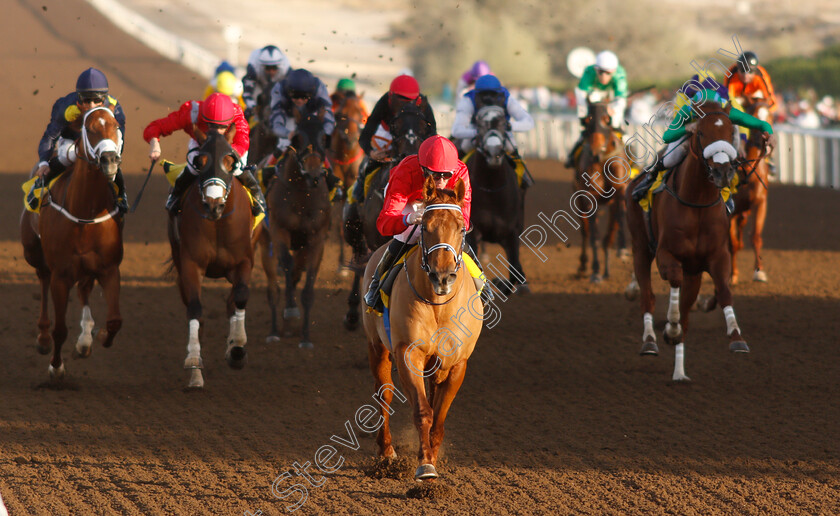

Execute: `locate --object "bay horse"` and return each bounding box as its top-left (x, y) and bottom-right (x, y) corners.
top-left (329, 91), bottom-right (365, 270)
top-left (730, 96), bottom-right (771, 284)
top-left (246, 101), bottom-right (277, 167)
top-left (20, 106), bottom-right (124, 379)
top-left (260, 106), bottom-right (331, 348)
top-left (625, 100), bottom-right (752, 381)
top-left (168, 127), bottom-right (258, 389)
top-left (464, 105), bottom-right (528, 294)
top-left (573, 101), bottom-right (628, 283)
top-left (343, 102), bottom-right (435, 330)
top-left (362, 177), bottom-right (482, 481)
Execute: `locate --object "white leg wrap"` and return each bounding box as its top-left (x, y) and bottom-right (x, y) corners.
top-left (665, 288), bottom-right (682, 338)
top-left (187, 319), bottom-right (201, 358)
top-left (672, 343), bottom-right (689, 381)
top-left (643, 312), bottom-right (656, 342)
top-left (228, 309), bottom-right (247, 347)
top-left (723, 306), bottom-right (740, 336)
top-left (76, 305), bottom-right (94, 352)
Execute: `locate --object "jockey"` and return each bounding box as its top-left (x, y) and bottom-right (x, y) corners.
top-left (331, 78), bottom-right (369, 125)
top-left (354, 74), bottom-right (437, 204)
top-left (456, 60), bottom-right (492, 97)
top-left (242, 45), bottom-right (291, 122)
top-left (144, 92), bottom-right (266, 216)
top-left (265, 68), bottom-right (343, 198)
top-left (363, 135), bottom-right (484, 311)
top-left (203, 70), bottom-right (246, 109)
top-left (631, 85), bottom-right (775, 203)
top-left (564, 51), bottom-right (628, 169)
top-left (451, 74), bottom-right (535, 189)
top-left (726, 51), bottom-right (778, 175)
top-left (30, 67), bottom-right (129, 213)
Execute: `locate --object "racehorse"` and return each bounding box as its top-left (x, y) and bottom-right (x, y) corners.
top-left (246, 100), bottom-right (277, 167)
top-left (168, 127), bottom-right (258, 388)
top-left (464, 105), bottom-right (528, 294)
top-left (573, 101), bottom-right (628, 283)
top-left (260, 106), bottom-right (331, 349)
top-left (362, 177), bottom-right (482, 481)
top-left (625, 100), bottom-right (752, 381)
top-left (330, 91), bottom-right (366, 270)
top-left (343, 103), bottom-right (435, 330)
top-left (20, 106), bottom-right (124, 379)
top-left (730, 96), bottom-right (771, 284)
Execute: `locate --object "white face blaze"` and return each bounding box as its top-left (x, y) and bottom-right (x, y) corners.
top-left (204, 184), bottom-right (225, 200)
top-left (702, 140), bottom-right (738, 165)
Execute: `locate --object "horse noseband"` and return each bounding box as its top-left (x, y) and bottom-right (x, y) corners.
top-left (419, 204), bottom-right (465, 274)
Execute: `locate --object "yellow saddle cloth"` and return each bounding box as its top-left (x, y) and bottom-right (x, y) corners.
top-left (639, 169), bottom-right (738, 213)
top-left (22, 172), bottom-right (113, 213)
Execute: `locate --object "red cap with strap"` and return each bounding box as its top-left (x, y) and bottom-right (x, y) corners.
top-left (418, 135), bottom-right (458, 173)
top-left (201, 92), bottom-right (236, 125)
top-left (389, 75), bottom-right (420, 99)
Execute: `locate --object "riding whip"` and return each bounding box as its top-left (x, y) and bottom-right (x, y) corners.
top-left (130, 158), bottom-right (157, 213)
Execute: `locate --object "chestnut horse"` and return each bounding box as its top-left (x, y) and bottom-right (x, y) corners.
top-left (20, 106), bottom-right (124, 379)
top-left (329, 91), bottom-right (365, 269)
top-left (573, 101), bottom-right (628, 282)
top-left (625, 100), bottom-right (751, 381)
top-left (168, 128), bottom-right (258, 389)
top-left (464, 105), bottom-right (527, 293)
top-left (261, 107), bottom-right (331, 348)
top-left (362, 178), bottom-right (482, 481)
top-left (730, 97), bottom-right (771, 284)
top-left (343, 103), bottom-right (435, 330)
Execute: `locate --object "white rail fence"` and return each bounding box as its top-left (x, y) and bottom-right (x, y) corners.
top-left (436, 111), bottom-right (840, 189)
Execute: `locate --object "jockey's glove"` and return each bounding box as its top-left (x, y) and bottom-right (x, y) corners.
top-left (405, 208), bottom-right (425, 225)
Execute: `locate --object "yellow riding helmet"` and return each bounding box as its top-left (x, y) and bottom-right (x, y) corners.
top-left (216, 71), bottom-right (241, 97)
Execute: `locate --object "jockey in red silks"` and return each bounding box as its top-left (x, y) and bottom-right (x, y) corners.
top-left (143, 92), bottom-right (266, 216)
top-left (364, 135), bottom-right (485, 310)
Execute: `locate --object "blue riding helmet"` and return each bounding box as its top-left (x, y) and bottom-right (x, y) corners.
top-left (76, 67), bottom-right (109, 94)
top-left (475, 74), bottom-right (503, 93)
top-left (285, 68), bottom-right (318, 96)
top-left (214, 60), bottom-right (236, 76)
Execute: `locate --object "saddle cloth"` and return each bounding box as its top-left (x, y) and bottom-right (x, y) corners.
top-left (638, 168), bottom-right (738, 213)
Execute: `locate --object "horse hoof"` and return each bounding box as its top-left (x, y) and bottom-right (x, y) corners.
top-left (729, 340), bottom-right (750, 353)
top-left (298, 341), bottom-right (314, 350)
top-left (187, 369), bottom-right (204, 389)
top-left (490, 278), bottom-right (513, 296)
top-left (265, 334), bottom-right (281, 344)
top-left (672, 373), bottom-right (692, 382)
top-left (625, 282), bottom-right (640, 301)
top-left (515, 283), bottom-right (531, 295)
top-left (590, 274), bottom-right (602, 284)
top-left (383, 447), bottom-right (397, 459)
top-left (343, 314), bottom-right (359, 331)
top-left (37, 337), bottom-right (53, 355)
top-left (696, 294), bottom-right (717, 313)
top-left (338, 268), bottom-right (351, 278)
top-left (414, 464), bottom-right (439, 481)
top-left (753, 270), bottom-right (768, 282)
top-left (639, 341), bottom-right (659, 356)
top-left (73, 344), bottom-right (92, 359)
top-left (617, 249), bottom-right (631, 263)
top-left (183, 356), bottom-right (204, 370)
top-left (48, 363), bottom-right (65, 380)
top-left (284, 307), bottom-right (301, 320)
top-left (226, 346), bottom-right (247, 369)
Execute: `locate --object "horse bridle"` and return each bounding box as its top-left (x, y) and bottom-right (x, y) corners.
top-left (78, 106), bottom-right (122, 174)
top-left (391, 107), bottom-right (432, 153)
top-left (419, 204), bottom-right (466, 274)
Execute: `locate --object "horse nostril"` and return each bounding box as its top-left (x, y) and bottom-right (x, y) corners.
top-left (429, 272), bottom-right (439, 283)
top-left (446, 273), bottom-right (457, 286)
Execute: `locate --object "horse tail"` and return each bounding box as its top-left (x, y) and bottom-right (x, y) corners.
top-left (163, 256), bottom-right (177, 280)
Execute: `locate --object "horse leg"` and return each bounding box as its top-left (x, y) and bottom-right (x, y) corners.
top-left (396, 343), bottom-right (436, 481)
top-left (589, 212), bottom-right (602, 283)
top-left (503, 233), bottom-right (529, 294)
top-left (73, 276), bottom-right (95, 358)
top-left (95, 267), bottom-right (122, 349)
top-left (616, 195), bottom-right (630, 261)
top-left (225, 262), bottom-right (251, 369)
top-left (709, 251), bottom-right (749, 353)
top-left (730, 213), bottom-right (747, 285)
top-left (429, 361), bottom-right (468, 467)
top-left (260, 235), bottom-right (281, 342)
top-left (279, 245), bottom-right (301, 337)
top-left (36, 266), bottom-right (53, 355)
top-left (298, 240), bottom-right (325, 349)
top-left (752, 199), bottom-right (768, 282)
top-left (368, 341), bottom-right (397, 458)
top-left (180, 262), bottom-right (204, 388)
top-left (578, 218), bottom-right (589, 278)
top-left (48, 275), bottom-right (71, 379)
top-left (671, 272), bottom-right (702, 382)
top-left (343, 272), bottom-right (361, 331)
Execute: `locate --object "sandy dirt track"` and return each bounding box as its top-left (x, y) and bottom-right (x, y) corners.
top-left (1, 1), bottom-right (840, 514)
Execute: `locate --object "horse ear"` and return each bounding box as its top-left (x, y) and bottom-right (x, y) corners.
top-left (423, 174), bottom-right (436, 201)
top-left (194, 124), bottom-right (207, 144)
top-left (723, 101), bottom-right (732, 114)
top-left (453, 178), bottom-right (466, 204)
top-left (359, 90), bottom-right (365, 99)
top-left (330, 92), bottom-right (341, 104)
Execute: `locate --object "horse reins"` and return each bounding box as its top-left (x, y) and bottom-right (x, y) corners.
top-left (405, 204), bottom-right (466, 306)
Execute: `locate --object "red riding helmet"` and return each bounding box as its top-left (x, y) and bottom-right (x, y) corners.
top-left (201, 92), bottom-right (236, 125)
top-left (419, 135), bottom-right (459, 173)
top-left (389, 75), bottom-right (420, 100)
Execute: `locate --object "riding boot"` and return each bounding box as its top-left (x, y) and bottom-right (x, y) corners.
top-left (507, 149), bottom-right (534, 189)
top-left (363, 239), bottom-right (405, 311)
top-left (113, 168), bottom-right (129, 214)
top-left (237, 168), bottom-right (267, 216)
top-left (464, 244), bottom-right (493, 303)
top-left (166, 171), bottom-right (197, 215)
top-left (631, 160), bottom-right (666, 202)
top-left (28, 158), bottom-right (67, 210)
top-left (324, 167), bottom-right (345, 203)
